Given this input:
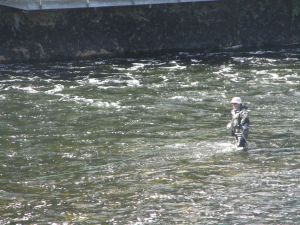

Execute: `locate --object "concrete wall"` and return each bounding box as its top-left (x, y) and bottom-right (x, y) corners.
top-left (0, 0), bottom-right (299, 63)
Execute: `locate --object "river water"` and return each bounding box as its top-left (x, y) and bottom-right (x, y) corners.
top-left (0, 50), bottom-right (299, 224)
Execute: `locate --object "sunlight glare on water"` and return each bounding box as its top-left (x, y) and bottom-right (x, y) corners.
top-left (0, 50), bottom-right (299, 224)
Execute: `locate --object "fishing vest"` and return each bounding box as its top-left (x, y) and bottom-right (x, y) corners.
top-left (231, 105), bottom-right (250, 129)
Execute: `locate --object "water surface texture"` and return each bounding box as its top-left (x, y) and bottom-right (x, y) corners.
top-left (0, 50), bottom-right (299, 224)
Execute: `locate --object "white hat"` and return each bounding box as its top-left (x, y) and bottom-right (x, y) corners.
top-left (230, 97), bottom-right (242, 104)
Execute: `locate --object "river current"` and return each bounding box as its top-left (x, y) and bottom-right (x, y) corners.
top-left (0, 50), bottom-right (299, 224)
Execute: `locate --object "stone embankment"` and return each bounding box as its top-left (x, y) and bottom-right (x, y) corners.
top-left (0, 0), bottom-right (299, 62)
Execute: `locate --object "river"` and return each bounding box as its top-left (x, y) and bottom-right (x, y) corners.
top-left (0, 50), bottom-right (299, 224)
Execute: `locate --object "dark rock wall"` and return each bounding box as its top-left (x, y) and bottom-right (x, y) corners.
top-left (0, 0), bottom-right (299, 62)
top-left (238, 0), bottom-right (298, 47)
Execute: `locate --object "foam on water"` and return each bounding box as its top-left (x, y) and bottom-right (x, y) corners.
top-left (14, 85), bottom-right (39, 94)
top-left (57, 94), bottom-right (122, 108)
top-left (45, 84), bottom-right (65, 94)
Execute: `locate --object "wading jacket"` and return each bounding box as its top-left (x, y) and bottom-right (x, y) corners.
top-left (230, 105), bottom-right (250, 136)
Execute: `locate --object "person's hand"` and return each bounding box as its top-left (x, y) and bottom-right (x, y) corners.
top-left (226, 123), bottom-right (231, 129)
top-left (241, 125), bottom-right (248, 131)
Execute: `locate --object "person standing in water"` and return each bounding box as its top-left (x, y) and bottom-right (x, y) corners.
top-left (227, 97), bottom-right (250, 148)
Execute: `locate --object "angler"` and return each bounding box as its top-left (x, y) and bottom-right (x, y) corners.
top-left (227, 97), bottom-right (250, 149)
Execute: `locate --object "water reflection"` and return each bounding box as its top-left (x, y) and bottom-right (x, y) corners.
top-left (0, 50), bottom-right (299, 224)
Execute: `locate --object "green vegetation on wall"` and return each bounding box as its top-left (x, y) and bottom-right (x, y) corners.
top-left (292, 0), bottom-right (300, 21)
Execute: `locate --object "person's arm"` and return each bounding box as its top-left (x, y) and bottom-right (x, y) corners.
top-left (240, 110), bottom-right (249, 130)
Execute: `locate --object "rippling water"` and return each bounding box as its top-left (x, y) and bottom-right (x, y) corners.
top-left (0, 50), bottom-right (299, 224)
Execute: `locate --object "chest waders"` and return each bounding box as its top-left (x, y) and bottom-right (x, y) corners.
top-left (233, 112), bottom-right (248, 148)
